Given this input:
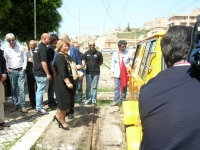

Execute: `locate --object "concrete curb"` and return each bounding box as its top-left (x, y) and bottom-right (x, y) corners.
top-left (10, 110), bottom-right (56, 150)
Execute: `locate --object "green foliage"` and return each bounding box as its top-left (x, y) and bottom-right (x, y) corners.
top-left (0, 0), bottom-right (62, 42)
top-left (0, 0), bottom-right (11, 19)
top-left (117, 29), bottom-right (150, 39)
top-left (126, 23), bottom-right (131, 32)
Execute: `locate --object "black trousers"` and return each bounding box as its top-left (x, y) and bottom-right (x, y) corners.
top-left (27, 74), bottom-right (36, 106)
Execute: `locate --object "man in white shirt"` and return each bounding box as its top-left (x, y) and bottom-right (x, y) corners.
top-left (110, 40), bottom-right (131, 106)
top-left (4, 33), bottom-right (28, 113)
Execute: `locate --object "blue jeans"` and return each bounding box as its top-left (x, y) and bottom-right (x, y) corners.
top-left (48, 78), bottom-right (55, 106)
top-left (114, 77), bottom-right (127, 103)
top-left (8, 70), bottom-right (25, 108)
top-left (35, 76), bottom-right (47, 111)
top-left (77, 79), bottom-right (83, 102)
top-left (85, 74), bottom-right (100, 103)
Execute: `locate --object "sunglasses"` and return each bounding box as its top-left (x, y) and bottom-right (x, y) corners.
top-left (8, 39), bottom-right (15, 43)
top-left (89, 45), bottom-right (95, 47)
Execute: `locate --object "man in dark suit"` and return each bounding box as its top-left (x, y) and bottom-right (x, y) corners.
top-left (26, 40), bottom-right (37, 109)
top-left (0, 49), bottom-right (10, 130)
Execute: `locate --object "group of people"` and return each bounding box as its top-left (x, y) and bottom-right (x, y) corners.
top-left (0, 33), bottom-right (105, 130)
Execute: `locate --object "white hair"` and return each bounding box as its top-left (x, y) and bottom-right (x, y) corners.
top-left (5, 33), bottom-right (15, 40)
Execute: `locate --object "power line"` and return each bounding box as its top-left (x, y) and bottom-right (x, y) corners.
top-left (174, 0), bottom-right (198, 15)
top-left (159, 0), bottom-right (183, 17)
top-left (63, 3), bottom-right (76, 20)
top-left (120, 0), bottom-right (129, 25)
top-left (105, 0), bottom-right (119, 25)
top-left (100, 0), bottom-right (117, 27)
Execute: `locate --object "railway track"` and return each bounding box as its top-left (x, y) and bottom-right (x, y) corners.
top-left (86, 105), bottom-right (101, 150)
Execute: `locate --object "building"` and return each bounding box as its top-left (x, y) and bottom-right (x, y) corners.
top-left (168, 8), bottom-right (200, 27)
top-left (144, 17), bottom-right (169, 28)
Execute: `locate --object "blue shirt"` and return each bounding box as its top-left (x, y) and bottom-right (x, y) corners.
top-left (110, 50), bottom-right (131, 78)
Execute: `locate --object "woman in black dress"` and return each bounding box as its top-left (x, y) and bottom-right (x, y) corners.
top-left (53, 39), bottom-right (76, 130)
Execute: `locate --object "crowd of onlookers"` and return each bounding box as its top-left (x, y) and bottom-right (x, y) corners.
top-left (0, 33), bottom-right (106, 130)
top-left (0, 31), bottom-right (133, 130)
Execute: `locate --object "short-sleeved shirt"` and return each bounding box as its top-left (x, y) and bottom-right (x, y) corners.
top-left (47, 44), bottom-right (55, 75)
top-left (33, 42), bottom-right (48, 77)
top-left (84, 49), bottom-right (103, 75)
top-left (139, 65), bottom-right (200, 150)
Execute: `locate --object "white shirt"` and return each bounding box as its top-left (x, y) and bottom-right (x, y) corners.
top-left (110, 50), bottom-right (132, 78)
top-left (4, 43), bottom-right (27, 70)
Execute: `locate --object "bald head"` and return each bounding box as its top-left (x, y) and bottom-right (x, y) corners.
top-left (41, 33), bottom-right (51, 45)
top-left (88, 40), bottom-right (95, 51)
top-left (59, 34), bottom-right (70, 41)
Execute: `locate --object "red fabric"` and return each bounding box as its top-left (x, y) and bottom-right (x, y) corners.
top-left (120, 58), bottom-right (128, 91)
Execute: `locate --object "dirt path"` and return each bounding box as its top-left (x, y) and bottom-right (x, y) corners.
top-left (32, 53), bottom-right (127, 150)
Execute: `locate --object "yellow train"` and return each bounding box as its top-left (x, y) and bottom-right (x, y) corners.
top-left (123, 30), bottom-right (167, 150)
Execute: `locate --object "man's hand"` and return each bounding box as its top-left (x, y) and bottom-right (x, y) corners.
top-left (1, 74), bottom-right (7, 82)
top-left (76, 65), bottom-right (82, 69)
top-left (47, 74), bottom-right (52, 81)
top-left (28, 58), bottom-right (33, 62)
top-left (7, 68), bottom-right (12, 73)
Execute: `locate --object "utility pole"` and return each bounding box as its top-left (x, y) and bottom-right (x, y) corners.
top-left (34, 0), bottom-right (36, 40)
top-left (78, 11), bottom-right (80, 43)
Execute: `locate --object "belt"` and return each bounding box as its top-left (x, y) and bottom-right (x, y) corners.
top-left (9, 67), bottom-right (22, 70)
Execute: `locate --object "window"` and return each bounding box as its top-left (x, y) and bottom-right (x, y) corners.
top-left (138, 40), bottom-right (156, 80)
top-left (131, 44), bottom-right (141, 68)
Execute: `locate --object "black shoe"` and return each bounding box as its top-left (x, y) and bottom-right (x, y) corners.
top-left (68, 114), bottom-right (74, 119)
top-left (53, 115), bottom-right (60, 123)
top-left (79, 102), bottom-right (84, 106)
top-left (58, 122), bottom-right (70, 130)
top-left (31, 105), bottom-right (36, 109)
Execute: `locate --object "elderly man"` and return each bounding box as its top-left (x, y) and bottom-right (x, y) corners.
top-left (26, 40), bottom-right (37, 109)
top-left (0, 49), bottom-right (10, 130)
top-left (84, 40), bottom-right (103, 105)
top-left (4, 33), bottom-right (27, 113)
top-left (33, 33), bottom-right (51, 115)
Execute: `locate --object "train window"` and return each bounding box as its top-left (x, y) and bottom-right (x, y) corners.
top-left (161, 55), bottom-right (167, 71)
top-left (138, 42), bottom-right (151, 77)
top-left (131, 44), bottom-right (141, 68)
top-left (138, 40), bottom-right (156, 80)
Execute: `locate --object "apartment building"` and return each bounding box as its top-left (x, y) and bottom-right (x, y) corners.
top-left (168, 8), bottom-right (200, 27)
top-left (144, 17), bottom-right (169, 28)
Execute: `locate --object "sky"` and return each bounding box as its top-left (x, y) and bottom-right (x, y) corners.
top-left (58, 0), bottom-right (200, 38)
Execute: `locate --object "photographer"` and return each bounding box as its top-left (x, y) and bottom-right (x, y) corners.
top-left (139, 26), bottom-right (200, 149)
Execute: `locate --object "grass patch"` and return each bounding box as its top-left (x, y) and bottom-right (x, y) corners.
top-left (98, 88), bottom-right (113, 92)
top-left (96, 100), bottom-right (113, 106)
top-left (78, 141), bottom-right (87, 150)
top-left (3, 137), bottom-right (22, 150)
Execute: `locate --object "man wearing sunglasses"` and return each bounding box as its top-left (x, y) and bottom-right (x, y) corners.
top-left (4, 33), bottom-right (28, 113)
top-left (84, 41), bottom-right (103, 105)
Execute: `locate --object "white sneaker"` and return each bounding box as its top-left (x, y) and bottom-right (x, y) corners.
top-left (37, 108), bottom-right (49, 115)
top-left (84, 101), bottom-right (90, 105)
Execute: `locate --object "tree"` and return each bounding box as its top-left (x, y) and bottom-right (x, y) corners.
top-left (0, 0), bottom-right (11, 19)
top-left (126, 23), bottom-right (131, 32)
top-left (0, 0), bottom-right (62, 43)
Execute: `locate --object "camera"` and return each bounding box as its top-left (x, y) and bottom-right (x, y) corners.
top-left (188, 14), bottom-right (200, 69)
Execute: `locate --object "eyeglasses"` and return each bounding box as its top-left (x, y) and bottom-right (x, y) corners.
top-left (89, 45), bottom-right (95, 47)
top-left (8, 40), bottom-right (15, 43)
